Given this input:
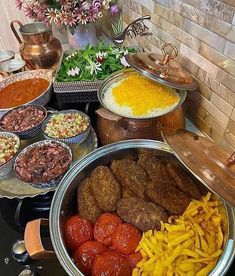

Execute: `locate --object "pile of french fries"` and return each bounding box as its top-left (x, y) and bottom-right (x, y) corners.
top-left (133, 193), bottom-right (224, 276)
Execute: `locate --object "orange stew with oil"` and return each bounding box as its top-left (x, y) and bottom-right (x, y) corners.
top-left (0, 78), bottom-right (49, 108)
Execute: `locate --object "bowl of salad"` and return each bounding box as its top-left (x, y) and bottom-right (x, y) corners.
top-left (0, 132), bottom-right (20, 177)
top-left (42, 110), bottom-right (90, 144)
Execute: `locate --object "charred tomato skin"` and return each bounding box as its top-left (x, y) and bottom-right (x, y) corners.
top-left (64, 215), bottom-right (93, 251)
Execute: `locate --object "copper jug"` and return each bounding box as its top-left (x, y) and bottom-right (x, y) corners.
top-left (10, 21), bottom-right (62, 70)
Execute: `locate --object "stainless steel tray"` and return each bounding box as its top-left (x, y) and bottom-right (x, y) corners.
top-left (0, 127), bottom-right (97, 199)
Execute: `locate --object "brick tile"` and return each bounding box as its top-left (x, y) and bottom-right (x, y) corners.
top-left (182, 18), bottom-right (227, 53)
top-left (205, 14), bottom-right (235, 44)
top-left (210, 93), bottom-right (233, 117)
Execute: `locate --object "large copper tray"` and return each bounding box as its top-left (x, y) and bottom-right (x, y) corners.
top-left (0, 128), bottom-right (97, 199)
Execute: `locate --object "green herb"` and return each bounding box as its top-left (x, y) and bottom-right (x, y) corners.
top-left (55, 42), bottom-right (137, 82)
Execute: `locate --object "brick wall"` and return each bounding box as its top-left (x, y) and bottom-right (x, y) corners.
top-left (117, 0), bottom-right (235, 151)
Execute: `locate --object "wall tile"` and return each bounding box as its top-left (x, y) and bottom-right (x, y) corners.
top-left (135, 0), bottom-right (155, 10)
top-left (210, 92), bottom-right (233, 117)
top-left (216, 68), bottom-right (235, 92)
top-left (188, 91), bottom-right (230, 127)
top-left (182, 18), bottom-right (227, 53)
top-left (231, 108), bottom-right (235, 121)
top-left (124, 0), bottom-right (142, 14)
top-left (197, 81), bottom-right (213, 100)
top-left (224, 41), bottom-right (235, 61)
top-left (199, 42), bottom-right (235, 77)
top-left (224, 119), bottom-right (235, 148)
top-left (154, 3), bottom-right (184, 28)
top-left (198, 0), bottom-right (235, 23)
top-left (205, 14), bottom-right (235, 44)
top-left (218, 0), bottom-right (235, 8)
top-left (180, 3), bottom-right (206, 26)
top-left (180, 44), bottom-right (218, 78)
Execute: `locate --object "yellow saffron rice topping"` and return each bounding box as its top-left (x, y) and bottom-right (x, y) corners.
top-left (112, 74), bottom-right (179, 116)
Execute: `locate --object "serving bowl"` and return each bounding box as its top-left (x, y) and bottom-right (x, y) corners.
top-left (14, 140), bottom-right (72, 188)
top-left (0, 132), bottom-right (20, 177)
top-left (0, 104), bottom-right (47, 140)
top-left (0, 69), bottom-right (53, 118)
top-left (0, 50), bottom-right (15, 63)
top-left (0, 59), bottom-right (26, 74)
top-left (42, 110), bottom-right (91, 144)
top-left (22, 140), bottom-right (235, 276)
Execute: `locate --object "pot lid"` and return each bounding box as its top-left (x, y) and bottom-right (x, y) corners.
top-left (162, 128), bottom-right (235, 207)
top-left (125, 43), bottom-right (198, 91)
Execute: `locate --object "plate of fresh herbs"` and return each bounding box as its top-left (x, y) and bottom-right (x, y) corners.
top-left (55, 43), bottom-right (138, 82)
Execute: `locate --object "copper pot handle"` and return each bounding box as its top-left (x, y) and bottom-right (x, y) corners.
top-left (24, 218), bottom-right (55, 259)
top-left (96, 108), bottom-right (122, 121)
top-left (10, 20), bottom-right (23, 44)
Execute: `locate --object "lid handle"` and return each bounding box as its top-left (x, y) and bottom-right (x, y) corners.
top-left (160, 43), bottom-right (178, 66)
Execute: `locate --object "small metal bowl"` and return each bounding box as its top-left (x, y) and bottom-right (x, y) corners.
top-left (42, 110), bottom-right (91, 144)
top-left (0, 105), bottom-right (47, 140)
top-left (0, 50), bottom-right (15, 63)
top-left (1, 59), bottom-right (26, 74)
top-left (14, 140), bottom-right (72, 188)
top-left (0, 132), bottom-right (20, 177)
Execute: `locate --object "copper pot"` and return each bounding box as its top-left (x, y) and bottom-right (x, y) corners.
top-left (10, 21), bottom-right (62, 70)
top-left (96, 107), bottom-right (185, 145)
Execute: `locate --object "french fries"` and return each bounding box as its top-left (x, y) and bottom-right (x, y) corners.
top-left (133, 193), bottom-right (224, 275)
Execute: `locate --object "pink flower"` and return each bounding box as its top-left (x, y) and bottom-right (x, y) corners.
top-left (15, 0), bottom-right (23, 10)
top-left (24, 5), bottom-right (37, 19)
top-left (92, 0), bottom-right (102, 13)
top-left (59, 0), bottom-right (72, 11)
top-left (76, 11), bottom-right (89, 25)
top-left (88, 9), bottom-right (98, 22)
top-left (46, 8), bottom-right (58, 24)
top-left (58, 10), bottom-right (77, 27)
top-left (82, 1), bottom-right (91, 11)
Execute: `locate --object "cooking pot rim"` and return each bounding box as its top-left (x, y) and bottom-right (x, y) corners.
top-left (49, 139), bottom-right (235, 276)
top-left (97, 68), bottom-right (187, 120)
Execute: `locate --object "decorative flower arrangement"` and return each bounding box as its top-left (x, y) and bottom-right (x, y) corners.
top-left (56, 43), bottom-right (137, 82)
top-left (15, 0), bottom-right (119, 33)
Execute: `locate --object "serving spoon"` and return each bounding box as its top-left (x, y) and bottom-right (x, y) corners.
top-left (112, 15), bottom-right (151, 44)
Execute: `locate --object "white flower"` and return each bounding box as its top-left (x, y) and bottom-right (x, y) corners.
top-left (112, 48), bottom-right (125, 59)
top-left (66, 51), bottom-right (78, 61)
top-left (120, 56), bottom-right (130, 68)
top-left (67, 66), bottom-right (80, 76)
top-left (96, 51), bottom-right (107, 60)
top-left (86, 61), bottom-right (102, 75)
top-left (123, 49), bottom-right (129, 55)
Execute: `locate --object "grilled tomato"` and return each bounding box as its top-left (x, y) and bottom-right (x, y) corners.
top-left (112, 223), bottom-right (141, 254)
top-left (94, 213), bottom-right (123, 246)
top-left (92, 251), bottom-right (131, 276)
top-left (73, 241), bottom-right (107, 275)
top-left (64, 215), bottom-right (93, 251)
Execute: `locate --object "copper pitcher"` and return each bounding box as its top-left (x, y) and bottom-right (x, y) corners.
top-left (10, 21), bottom-right (62, 70)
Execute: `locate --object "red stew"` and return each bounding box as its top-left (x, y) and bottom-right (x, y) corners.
top-left (0, 78), bottom-right (49, 108)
